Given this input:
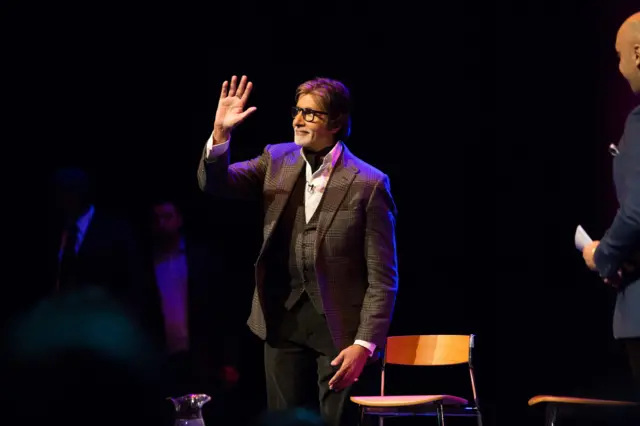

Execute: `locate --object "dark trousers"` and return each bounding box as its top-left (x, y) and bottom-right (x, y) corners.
top-left (264, 293), bottom-right (378, 426)
top-left (622, 338), bottom-right (640, 401)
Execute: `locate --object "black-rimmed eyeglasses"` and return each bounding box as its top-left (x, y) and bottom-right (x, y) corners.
top-left (291, 106), bottom-right (329, 122)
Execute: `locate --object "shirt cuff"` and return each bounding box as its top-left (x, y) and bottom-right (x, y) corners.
top-left (205, 133), bottom-right (230, 160)
top-left (354, 340), bottom-right (376, 357)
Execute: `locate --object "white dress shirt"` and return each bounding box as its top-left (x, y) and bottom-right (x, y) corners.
top-left (205, 135), bottom-right (376, 356)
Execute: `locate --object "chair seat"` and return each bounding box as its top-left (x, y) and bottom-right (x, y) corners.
top-left (350, 395), bottom-right (468, 407)
top-left (528, 395), bottom-right (638, 407)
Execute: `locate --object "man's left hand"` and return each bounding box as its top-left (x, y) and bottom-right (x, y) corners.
top-left (329, 344), bottom-right (369, 391)
top-left (582, 240), bottom-right (600, 270)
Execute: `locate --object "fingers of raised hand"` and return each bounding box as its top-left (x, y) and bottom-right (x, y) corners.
top-left (235, 75), bottom-right (248, 97)
top-left (220, 75), bottom-right (251, 101)
top-left (228, 75), bottom-right (238, 97)
top-left (220, 80), bottom-right (228, 99)
top-left (241, 81), bottom-right (253, 102)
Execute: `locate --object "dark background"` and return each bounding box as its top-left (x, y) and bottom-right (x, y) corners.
top-left (3, 1), bottom-right (640, 425)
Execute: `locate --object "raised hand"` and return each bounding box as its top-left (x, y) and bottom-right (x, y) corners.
top-left (213, 75), bottom-right (257, 144)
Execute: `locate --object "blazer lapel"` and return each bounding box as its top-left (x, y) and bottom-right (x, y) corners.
top-left (259, 150), bottom-right (305, 256)
top-left (315, 146), bottom-right (358, 254)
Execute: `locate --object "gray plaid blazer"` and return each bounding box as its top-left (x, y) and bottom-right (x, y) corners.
top-left (197, 141), bottom-right (399, 352)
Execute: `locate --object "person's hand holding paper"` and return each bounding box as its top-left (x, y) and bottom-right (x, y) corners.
top-left (575, 225), bottom-right (593, 252)
top-left (576, 224), bottom-right (625, 288)
top-left (575, 225), bottom-right (599, 270)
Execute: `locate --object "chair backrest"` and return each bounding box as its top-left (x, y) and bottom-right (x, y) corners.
top-left (384, 335), bottom-right (471, 366)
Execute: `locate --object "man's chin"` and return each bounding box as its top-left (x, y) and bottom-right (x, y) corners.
top-left (294, 138), bottom-right (309, 147)
top-left (628, 76), bottom-right (640, 95)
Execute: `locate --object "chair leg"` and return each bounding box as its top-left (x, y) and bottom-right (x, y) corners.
top-left (358, 407), bottom-right (364, 426)
top-left (476, 411), bottom-right (483, 426)
top-left (436, 404), bottom-right (445, 426)
top-left (545, 404), bottom-right (558, 426)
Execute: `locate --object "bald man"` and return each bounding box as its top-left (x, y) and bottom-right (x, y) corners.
top-left (582, 12), bottom-right (640, 400)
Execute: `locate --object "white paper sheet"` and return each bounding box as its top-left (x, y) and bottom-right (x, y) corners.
top-left (575, 225), bottom-right (592, 252)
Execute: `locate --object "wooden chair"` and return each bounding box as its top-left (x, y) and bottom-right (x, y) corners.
top-left (528, 395), bottom-right (638, 425)
top-left (350, 334), bottom-right (482, 426)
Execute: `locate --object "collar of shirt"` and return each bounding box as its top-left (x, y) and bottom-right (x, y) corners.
top-left (300, 141), bottom-right (343, 176)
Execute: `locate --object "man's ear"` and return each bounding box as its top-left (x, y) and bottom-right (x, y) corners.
top-left (634, 43), bottom-right (640, 67)
top-left (328, 124), bottom-right (341, 135)
top-left (328, 114), bottom-right (344, 134)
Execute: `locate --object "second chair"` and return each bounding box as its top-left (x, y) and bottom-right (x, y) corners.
top-left (350, 334), bottom-right (483, 426)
